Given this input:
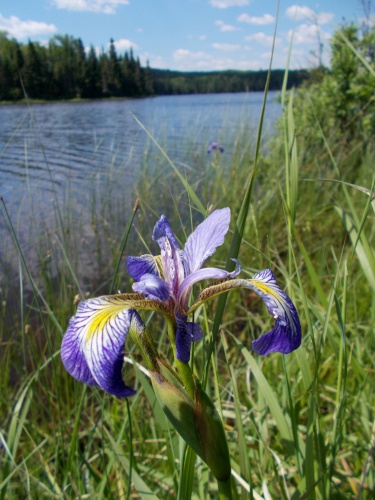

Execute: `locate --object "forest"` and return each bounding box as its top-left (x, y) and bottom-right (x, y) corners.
top-left (0, 31), bottom-right (309, 101)
top-left (151, 67), bottom-right (308, 94)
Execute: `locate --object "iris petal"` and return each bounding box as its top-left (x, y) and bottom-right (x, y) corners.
top-left (61, 314), bottom-right (99, 387)
top-left (126, 254), bottom-right (160, 281)
top-left (62, 295), bottom-right (139, 397)
top-left (248, 269), bottom-right (301, 355)
top-left (132, 273), bottom-right (170, 301)
top-left (175, 312), bottom-right (193, 363)
top-left (183, 208), bottom-right (230, 274)
top-left (153, 215), bottom-right (185, 295)
top-left (189, 269), bottom-right (301, 355)
top-left (178, 260), bottom-right (241, 309)
top-left (187, 322), bottom-right (204, 342)
top-left (152, 215), bottom-right (180, 251)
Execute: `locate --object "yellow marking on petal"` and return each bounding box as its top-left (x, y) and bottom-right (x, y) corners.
top-left (154, 255), bottom-right (164, 279)
top-left (81, 295), bottom-right (171, 342)
top-left (86, 303), bottom-right (131, 341)
top-left (249, 279), bottom-right (298, 335)
top-left (248, 280), bottom-right (281, 301)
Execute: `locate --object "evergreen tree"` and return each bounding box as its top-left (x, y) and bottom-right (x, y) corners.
top-left (22, 41), bottom-right (48, 99)
top-left (144, 60), bottom-right (154, 95)
top-left (85, 46), bottom-right (102, 98)
top-left (0, 32), bottom-right (24, 100)
top-left (106, 39), bottom-right (122, 96)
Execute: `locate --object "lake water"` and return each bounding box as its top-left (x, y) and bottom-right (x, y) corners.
top-left (0, 91), bottom-right (281, 286)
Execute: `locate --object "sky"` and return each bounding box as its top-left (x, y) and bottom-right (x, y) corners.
top-left (0, 0), bottom-right (368, 71)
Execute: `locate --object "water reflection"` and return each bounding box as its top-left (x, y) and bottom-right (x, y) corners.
top-left (0, 92), bottom-right (281, 285)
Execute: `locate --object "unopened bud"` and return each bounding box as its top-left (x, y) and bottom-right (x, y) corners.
top-left (149, 359), bottom-right (231, 482)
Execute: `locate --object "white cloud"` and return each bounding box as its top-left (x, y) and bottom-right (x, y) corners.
top-left (212, 42), bottom-right (240, 51)
top-left (52, 0), bottom-right (129, 14)
top-left (238, 13), bottom-right (275, 25)
top-left (199, 35), bottom-right (207, 40)
top-left (244, 32), bottom-right (280, 46)
top-left (173, 49), bottom-right (211, 63)
top-left (290, 23), bottom-right (331, 45)
top-left (215, 20), bottom-right (240, 31)
top-left (112, 38), bottom-right (138, 53)
top-left (286, 5), bottom-right (334, 25)
top-left (0, 14), bottom-right (57, 39)
top-left (139, 52), bottom-right (166, 69)
top-left (210, 0), bottom-right (250, 8)
top-left (173, 49), bottom-right (263, 70)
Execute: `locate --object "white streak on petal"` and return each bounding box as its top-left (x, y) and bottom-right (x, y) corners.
top-left (62, 295), bottom-right (137, 397)
top-left (61, 312), bottom-right (98, 386)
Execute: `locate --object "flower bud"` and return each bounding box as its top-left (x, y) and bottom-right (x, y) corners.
top-left (149, 359), bottom-right (231, 482)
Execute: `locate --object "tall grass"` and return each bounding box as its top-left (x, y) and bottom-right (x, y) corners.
top-left (1, 75), bottom-right (374, 498)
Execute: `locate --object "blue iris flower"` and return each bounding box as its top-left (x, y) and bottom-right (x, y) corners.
top-left (61, 208), bottom-right (301, 397)
top-left (207, 140), bottom-right (224, 154)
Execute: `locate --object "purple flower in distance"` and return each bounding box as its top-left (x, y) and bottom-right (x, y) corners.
top-left (207, 140), bottom-right (224, 154)
top-left (61, 208), bottom-right (301, 398)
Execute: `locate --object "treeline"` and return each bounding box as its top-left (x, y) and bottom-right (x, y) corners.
top-left (0, 31), bottom-right (309, 101)
top-left (151, 68), bottom-right (309, 94)
top-left (0, 32), bottom-right (153, 100)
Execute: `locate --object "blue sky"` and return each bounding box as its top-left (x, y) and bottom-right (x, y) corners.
top-left (0, 1), bottom-right (366, 71)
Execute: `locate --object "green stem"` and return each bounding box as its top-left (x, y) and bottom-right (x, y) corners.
top-left (166, 318), bottom-right (177, 358)
top-left (175, 359), bottom-right (195, 400)
top-left (218, 478), bottom-right (233, 499)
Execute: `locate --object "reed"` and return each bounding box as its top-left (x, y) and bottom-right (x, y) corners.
top-left (0, 36), bottom-right (374, 497)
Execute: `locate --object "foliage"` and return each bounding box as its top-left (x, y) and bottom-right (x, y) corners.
top-left (0, 20), bottom-right (375, 500)
top-left (151, 68), bottom-right (309, 95)
top-left (271, 23), bottom-right (375, 174)
top-left (0, 32), bottom-right (153, 100)
top-left (0, 31), bottom-right (309, 102)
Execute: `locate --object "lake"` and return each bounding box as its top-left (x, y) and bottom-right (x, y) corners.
top-left (0, 91), bottom-right (281, 286)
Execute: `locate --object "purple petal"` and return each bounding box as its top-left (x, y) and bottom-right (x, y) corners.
top-left (187, 322), bottom-right (204, 342)
top-left (152, 215), bottom-right (180, 251)
top-left (152, 215), bottom-right (185, 295)
top-left (175, 315), bottom-right (204, 362)
top-left (248, 269), bottom-right (301, 355)
top-left (61, 315), bottom-right (99, 387)
top-left (183, 208), bottom-right (230, 274)
top-left (252, 323), bottom-right (299, 356)
top-left (178, 260), bottom-right (241, 309)
top-left (132, 273), bottom-right (170, 301)
top-left (61, 295), bottom-right (138, 397)
top-left (126, 254), bottom-right (159, 281)
top-left (175, 312), bottom-right (193, 363)
top-left (207, 140), bottom-right (224, 154)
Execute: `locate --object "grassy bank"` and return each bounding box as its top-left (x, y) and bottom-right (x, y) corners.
top-left (1, 26), bottom-right (374, 498)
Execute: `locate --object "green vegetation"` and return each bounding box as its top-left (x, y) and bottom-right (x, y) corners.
top-left (0, 33), bottom-right (153, 100)
top-left (0, 31), bottom-right (308, 102)
top-left (151, 68), bottom-right (308, 94)
top-left (0, 22), bottom-right (374, 498)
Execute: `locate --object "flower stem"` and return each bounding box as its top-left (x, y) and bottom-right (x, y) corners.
top-left (175, 359), bottom-right (195, 399)
top-left (166, 319), bottom-right (177, 357)
top-left (218, 477), bottom-right (233, 499)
